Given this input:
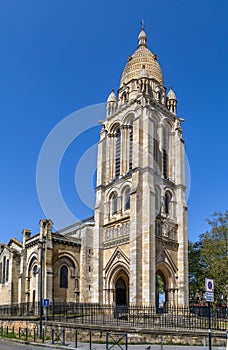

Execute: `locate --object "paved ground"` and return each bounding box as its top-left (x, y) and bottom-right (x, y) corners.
top-left (0, 337), bottom-right (227, 350)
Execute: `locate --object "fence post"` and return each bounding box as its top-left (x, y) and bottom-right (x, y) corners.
top-left (106, 332), bottom-right (108, 350)
top-left (226, 330), bottom-right (228, 350)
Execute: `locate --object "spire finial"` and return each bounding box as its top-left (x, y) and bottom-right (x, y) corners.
top-left (138, 21), bottom-right (147, 47)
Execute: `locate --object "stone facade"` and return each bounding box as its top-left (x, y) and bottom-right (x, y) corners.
top-left (0, 27), bottom-right (189, 307)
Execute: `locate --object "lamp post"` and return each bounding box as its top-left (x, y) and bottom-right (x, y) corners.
top-left (38, 240), bottom-right (44, 339)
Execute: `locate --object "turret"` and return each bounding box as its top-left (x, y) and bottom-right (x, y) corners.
top-left (106, 89), bottom-right (117, 117)
top-left (167, 87), bottom-right (177, 114)
top-left (22, 228), bottom-right (31, 248)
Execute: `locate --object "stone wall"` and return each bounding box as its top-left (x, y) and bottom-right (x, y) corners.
top-left (0, 319), bottom-right (226, 347)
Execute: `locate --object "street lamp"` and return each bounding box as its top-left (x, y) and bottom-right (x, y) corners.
top-left (38, 239), bottom-right (44, 339)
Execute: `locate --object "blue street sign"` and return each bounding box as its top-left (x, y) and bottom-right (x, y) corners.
top-left (43, 299), bottom-right (49, 307)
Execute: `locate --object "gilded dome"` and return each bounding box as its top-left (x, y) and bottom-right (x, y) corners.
top-left (119, 29), bottom-right (164, 88)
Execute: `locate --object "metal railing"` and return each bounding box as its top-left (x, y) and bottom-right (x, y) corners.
top-left (0, 302), bottom-right (227, 331)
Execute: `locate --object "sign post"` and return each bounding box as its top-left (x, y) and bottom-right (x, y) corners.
top-left (43, 299), bottom-right (49, 324)
top-left (205, 279), bottom-right (214, 350)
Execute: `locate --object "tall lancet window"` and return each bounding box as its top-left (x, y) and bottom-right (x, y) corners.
top-left (129, 124), bottom-right (133, 170)
top-left (60, 265), bottom-right (68, 288)
top-left (115, 128), bottom-right (121, 177)
top-left (2, 256), bottom-right (6, 284)
top-left (6, 259), bottom-right (9, 282)
top-left (163, 127), bottom-right (169, 178)
top-left (123, 187), bottom-right (130, 211)
top-left (165, 191), bottom-right (172, 215)
top-left (0, 262), bottom-right (2, 283)
top-left (111, 192), bottom-right (118, 215)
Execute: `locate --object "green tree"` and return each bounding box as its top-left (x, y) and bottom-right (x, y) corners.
top-left (189, 210), bottom-right (228, 305)
top-left (188, 240), bottom-right (204, 303)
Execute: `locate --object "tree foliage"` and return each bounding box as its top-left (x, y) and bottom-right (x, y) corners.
top-left (189, 210), bottom-right (228, 305)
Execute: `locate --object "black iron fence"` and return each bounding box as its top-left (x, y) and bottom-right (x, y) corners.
top-left (0, 302), bottom-right (227, 331)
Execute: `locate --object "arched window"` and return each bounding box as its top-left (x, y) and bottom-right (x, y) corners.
top-left (0, 262), bottom-right (2, 283)
top-left (163, 127), bottom-right (169, 178)
top-left (122, 91), bottom-right (128, 103)
top-left (60, 265), bottom-right (68, 289)
top-left (165, 192), bottom-right (172, 215)
top-left (6, 259), bottom-right (9, 282)
top-left (2, 256), bottom-right (6, 284)
top-left (129, 124), bottom-right (133, 170)
top-left (123, 187), bottom-right (130, 211)
top-left (155, 188), bottom-right (161, 214)
top-left (115, 128), bottom-right (121, 177)
top-left (154, 135), bottom-right (159, 170)
top-left (110, 192), bottom-right (118, 215)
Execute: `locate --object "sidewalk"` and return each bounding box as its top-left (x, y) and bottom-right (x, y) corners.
top-left (0, 337), bottom-right (227, 350)
top-left (42, 340), bottom-right (226, 350)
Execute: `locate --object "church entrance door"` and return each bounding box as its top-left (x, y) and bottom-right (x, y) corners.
top-left (115, 277), bottom-right (127, 305)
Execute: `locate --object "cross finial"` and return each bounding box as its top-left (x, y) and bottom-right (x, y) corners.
top-left (141, 19), bottom-right (145, 30)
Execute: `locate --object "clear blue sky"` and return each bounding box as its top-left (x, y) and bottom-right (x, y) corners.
top-left (0, 0), bottom-right (227, 243)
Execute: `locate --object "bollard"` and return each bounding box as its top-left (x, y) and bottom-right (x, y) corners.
top-left (52, 328), bottom-right (54, 344)
top-left (18, 327), bottom-right (21, 338)
top-left (34, 328), bottom-right (36, 342)
top-left (6, 326), bottom-right (8, 335)
top-left (42, 328), bottom-right (44, 343)
top-left (75, 330), bottom-right (78, 348)
top-left (63, 329), bottom-right (65, 346)
top-left (204, 336), bottom-right (206, 350)
top-left (160, 335), bottom-right (163, 350)
top-left (89, 330), bottom-right (92, 350)
top-left (25, 327), bottom-right (28, 341)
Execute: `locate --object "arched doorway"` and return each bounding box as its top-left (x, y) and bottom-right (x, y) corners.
top-left (113, 269), bottom-right (129, 305)
top-left (116, 277), bottom-right (127, 305)
top-left (156, 272), bottom-right (167, 310)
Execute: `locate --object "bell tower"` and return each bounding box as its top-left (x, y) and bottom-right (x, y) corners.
top-left (93, 26), bottom-right (188, 307)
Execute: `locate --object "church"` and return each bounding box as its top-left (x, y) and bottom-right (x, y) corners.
top-left (0, 27), bottom-right (189, 308)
